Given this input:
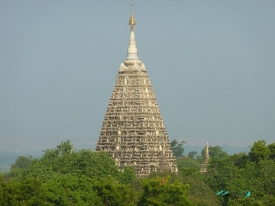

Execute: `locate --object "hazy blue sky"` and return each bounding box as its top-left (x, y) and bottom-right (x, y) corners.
top-left (1, 1), bottom-right (274, 153)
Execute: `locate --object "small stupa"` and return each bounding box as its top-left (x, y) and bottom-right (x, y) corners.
top-left (200, 142), bottom-right (210, 173)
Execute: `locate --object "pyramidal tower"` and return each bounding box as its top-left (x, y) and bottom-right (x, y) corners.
top-left (96, 4), bottom-right (177, 177)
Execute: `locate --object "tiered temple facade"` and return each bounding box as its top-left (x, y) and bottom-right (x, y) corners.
top-left (96, 5), bottom-right (177, 177)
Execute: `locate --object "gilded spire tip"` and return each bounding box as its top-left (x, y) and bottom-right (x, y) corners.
top-left (129, 3), bottom-right (136, 25)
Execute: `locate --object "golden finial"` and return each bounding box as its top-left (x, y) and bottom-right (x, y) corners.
top-left (129, 3), bottom-right (136, 25)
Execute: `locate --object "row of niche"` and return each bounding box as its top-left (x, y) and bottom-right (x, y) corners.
top-left (106, 109), bottom-right (159, 115)
top-left (103, 120), bottom-right (163, 125)
top-left (103, 114), bottom-right (161, 121)
top-left (103, 115), bottom-right (161, 121)
top-left (97, 141), bottom-right (170, 148)
top-left (106, 146), bottom-right (164, 153)
top-left (126, 160), bottom-right (175, 167)
top-left (102, 121), bottom-right (163, 126)
top-left (111, 93), bottom-right (154, 99)
top-left (100, 128), bottom-right (167, 135)
top-left (98, 141), bottom-right (170, 149)
top-left (112, 93), bottom-right (154, 98)
top-left (99, 137), bottom-right (166, 145)
top-left (107, 102), bottom-right (158, 109)
top-left (110, 129), bottom-right (166, 136)
top-left (99, 139), bottom-right (168, 147)
top-left (107, 107), bottom-right (160, 114)
top-left (117, 154), bottom-right (175, 160)
top-left (115, 160), bottom-right (164, 167)
top-left (102, 129), bottom-right (164, 136)
top-left (102, 124), bottom-right (164, 130)
top-left (114, 87), bottom-right (153, 94)
top-left (110, 147), bottom-right (173, 155)
top-left (108, 116), bottom-right (162, 122)
top-left (107, 106), bottom-right (159, 113)
top-left (119, 162), bottom-right (161, 167)
top-left (103, 113), bottom-right (162, 120)
top-left (116, 76), bottom-right (151, 86)
top-left (106, 142), bottom-right (171, 152)
top-left (102, 121), bottom-right (164, 128)
top-left (112, 87), bottom-right (153, 93)
top-left (119, 145), bottom-right (171, 152)
top-left (99, 132), bottom-right (167, 139)
top-left (119, 143), bottom-right (171, 150)
top-left (99, 144), bottom-right (172, 152)
top-left (116, 155), bottom-right (175, 161)
top-left (109, 99), bottom-right (157, 104)
top-left (98, 144), bottom-right (171, 152)
top-left (107, 102), bottom-right (159, 109)
top-left (131, 167), bottom-right (159, 174)
top-left (111, 93), bottom-right (155, 99)
top-left (105, 115), bottom-right (162, 121)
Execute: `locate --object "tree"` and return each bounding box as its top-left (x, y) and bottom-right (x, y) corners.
top-left (176, 157), bottom-right (201, 174)
top-left (170, 139), bottom-right (186, 158)
top-left (11, 156), bottom-right (32, 169)
top-left (1, 175), bottom-right (137, 206)
top-left (39, 175), bottom-right (137, 206)
top-left (118, 166), bottom-right (136, 184)
top-left (8, 140), bottom-right (136, 184)
top-left (137, 176), bottom-right (194, 206)
top-left (268, 143), bottom-right (275, 160)
top-left (249, 140), bottom-right (271, 162)
top-left (0, 178), bottom-right (45, 206)
top-left (198, 145), bottom-right (227, 161)
top-left (148, 171), bottom-right (219, 206)
top-left (188, 151), bottom-right (197, 159)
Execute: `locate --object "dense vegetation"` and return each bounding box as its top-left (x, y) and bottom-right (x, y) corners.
top-left (1, 140), bottom-right (275, 205)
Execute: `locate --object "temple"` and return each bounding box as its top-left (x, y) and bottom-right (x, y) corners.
top-left (200, 142), bottom-right (210, 173)
top-left (96, 4), bottom-right (177, 177)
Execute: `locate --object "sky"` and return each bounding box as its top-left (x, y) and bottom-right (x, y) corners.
top-left (1, 1), bottom-right (274, 154)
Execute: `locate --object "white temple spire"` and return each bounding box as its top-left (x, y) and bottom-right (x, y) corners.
top-left (200, 142), bottom-right (210, 173)
top-left (126, 3), bottom-right (139, 60)
top-left (205, 141), bottom-right (209, 163)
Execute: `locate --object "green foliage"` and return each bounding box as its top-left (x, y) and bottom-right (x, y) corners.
top-left (177, 156), bottom-right (201, 172)
top-left (2, 141), bottom-right (138, 205)
top-left (119, 166), bottom-right (136, 184)
top-left (183, 175), bottom-right (220, 206)
top-left (268, 143), bottom-right (275, 160)
top-left (170, 139), bottom-right (185, 158)
top-left (11, 156), bottom-right (32, 169)
top-left (0, 175), bottom-right (137, 206)
top-left (137, 176), bottom-right (194, 206)
top-left (39, 175), bottom-right (137, 206)
top-left (204, 141), bottom-right (275, 205)
top-left (92, 178), bottom-right (137, 206)
top-left (196, 145), bottom-right (228, 164)
top-left (0, 178), bottom-right (46, 206)
top-left (188, 151), bottom-right (198, 159)
top-left (7, 140), bottom-right (136, 184)
top-left (3, 140), bottom-right (275, 206)
top-left (148, 171), bottom-right (219, 206)
top-left (249, 140), bottom-right (271, 162)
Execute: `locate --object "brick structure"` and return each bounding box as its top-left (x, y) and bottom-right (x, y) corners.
top-left (96, 5), bottom-right (177, 177)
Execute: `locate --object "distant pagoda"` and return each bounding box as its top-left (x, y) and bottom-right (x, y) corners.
top-left (96, 4), bottom-right (177, 177)
top-left (200, 142), bottom-right (210, 173)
